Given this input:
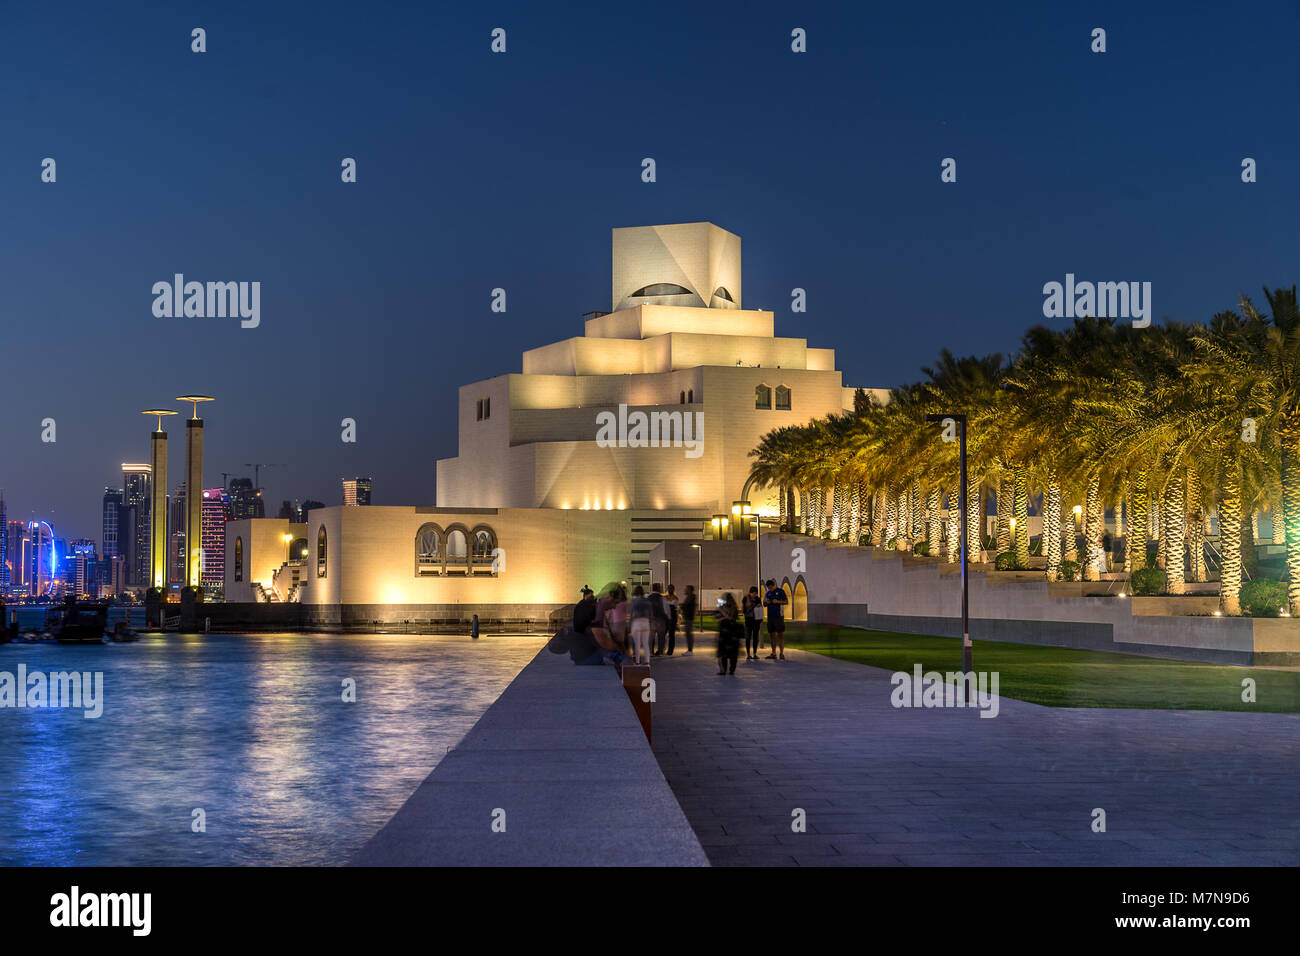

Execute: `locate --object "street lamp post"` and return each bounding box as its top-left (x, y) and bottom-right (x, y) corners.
top-left (926, 413), bottom-right (971, 675)
top-left (690, 543), bottom-right (701, 597)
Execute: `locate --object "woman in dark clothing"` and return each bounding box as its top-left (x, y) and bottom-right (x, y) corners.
top-left (716, 593), bottom-right (742, 676)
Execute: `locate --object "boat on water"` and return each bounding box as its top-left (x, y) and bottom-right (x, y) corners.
top-left (54, 601), bottom-right (109, 645)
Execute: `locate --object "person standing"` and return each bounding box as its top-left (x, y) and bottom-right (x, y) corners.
top-left (763, 579), bottom-right (788, 660)
top-left (649, 582), bottom-right (669, 656)
top-left (629, 586), bottom-right (653, 664)
top-left (664, 584), bottom-right (680, 656)
top-left (716, 593), bottom-right (742, 675)
top-left (680, 584), bottom-right (697, 656)
top-left (742, 586), bottom-right (763, 660)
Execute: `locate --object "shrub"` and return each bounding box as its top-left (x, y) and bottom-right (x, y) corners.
top-left (995, 551), bottom-right (1018, 571)
top-left (821, 529), bottom-right (832, 539)
top-left (913, 541), bottom-right (930, 556)
top-left (1029, 536), bottom-right (1043, 556)
top-left (983, 534), bottom-right (997, 551)
top-left (839, 531), bottom-right (852, 542)
top-left (1240, 579), bottom-right (1289, 617)
top-left (857, 533), bottom-right (872, 547)
top-left (1129, 566), bottom-right (1166, 596)
top-left (884, 537), bottom-right (897, 550)
top-left (1055, 560), bottom-right (1081, 582)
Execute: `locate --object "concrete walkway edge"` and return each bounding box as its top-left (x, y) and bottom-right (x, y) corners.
top-left (351, 647), bottom-right (709, 866)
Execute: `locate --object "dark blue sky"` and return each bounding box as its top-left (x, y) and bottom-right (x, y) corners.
top-left (3, 1), bottom-right (1298, 542)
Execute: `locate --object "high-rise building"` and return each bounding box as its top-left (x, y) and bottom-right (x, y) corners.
top-left (122, 463), bottom-right (152, 587)
top-left (226, 478), bottom-right (265, 520)
top-left (5, 521), bottom-right (24, 594)
top-left (0, 491), bottom-right (7, 590)
top-left (200, 488), bottom-right (228, 598)
top-left (102, 488), bottom-right (123, 560)
top-left (170, 486), bottom-right (186, 586)
top-left (342, 478), bottom-right (372, 506)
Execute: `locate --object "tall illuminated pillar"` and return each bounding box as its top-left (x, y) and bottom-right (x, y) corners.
top-left (143, 409), bottom-right (178, 590)
top-left (177, 396), bottom-right (214, 591)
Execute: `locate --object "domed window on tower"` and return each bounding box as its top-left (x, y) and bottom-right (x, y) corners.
top-left (775, 385), bottom-right (791, 410)
top-left (630, 283), bottom-right (692, 297)
top-left (755, 384), bottom-right (772, 410)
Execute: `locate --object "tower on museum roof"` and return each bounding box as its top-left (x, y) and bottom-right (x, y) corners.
top-left (611, 222), bottom-right (742, 313)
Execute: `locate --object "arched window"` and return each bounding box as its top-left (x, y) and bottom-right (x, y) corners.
top-left (316, 526), bottom-right (327, 578)
top-left (631, 283), bottom-right (692, 297)
top-left (679, 390), bottom-right (686, 404)
top-left (445, 526), bottom-right (469, 574)
top-left (234, 536), bottom-right (243, 582)
top-left (712, 287), bottom-right (734, 302)
top-left (755, 384), bottom-right (772, 409)
top-left (470, 526), bottom-right (498, 575)
top-left (775, 385), bottom-right (791, 410)
top-left (688, 388), bottom-right (694, 403)
top-left (415, 523), bottom-right (443, 576)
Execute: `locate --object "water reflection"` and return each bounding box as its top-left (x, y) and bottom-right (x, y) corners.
top-left (0, 633), bottom-right (542, 865)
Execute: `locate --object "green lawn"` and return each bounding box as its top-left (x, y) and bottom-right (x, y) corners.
top-left (781, 624), bottom-right (1300, 713)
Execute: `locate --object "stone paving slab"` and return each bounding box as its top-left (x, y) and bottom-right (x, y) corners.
top-left (648, 637), bottom-right (1300, 866)
top-left (352, 648), bottom-right (708, 866)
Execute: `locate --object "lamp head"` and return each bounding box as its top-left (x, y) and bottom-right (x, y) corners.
top-left (176, 395), bottom-right (215, 419)
top-left (142, 409), bottom-right (178, 431)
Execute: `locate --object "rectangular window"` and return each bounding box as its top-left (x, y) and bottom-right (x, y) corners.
top-left (483, 397), bottom-right (490, 419)
top-left (475, 399), bottom-right (483, 421)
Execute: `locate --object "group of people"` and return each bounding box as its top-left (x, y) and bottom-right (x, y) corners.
top-left (565, 577), bottom-right (789, 674)
top-left (713, 580), bottom-right (788, 675)
top-left (572, 581), bottom-right (697, 665)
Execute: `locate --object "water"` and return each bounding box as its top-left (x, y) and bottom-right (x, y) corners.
top-left (0, 633), bottom-right (543, 865)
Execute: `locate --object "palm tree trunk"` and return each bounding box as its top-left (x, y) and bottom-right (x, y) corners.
top-left (1128, 469), bottom-right (1148, 572)
top-left (966, 484), bottom-right (982, 564)
top-left (1044, 478), bottom-right (1062, 579)
top-left (885, 484), bottom-right (898, 542)
top-left (1013, 473), bottom-right (1029, 568)
top-left (927, 487), bottom-right (942, 556)
top-left (873, 488), bottom-right (885, 544)
top-left (910, 481), bottom-right (922, 541)
top-left (946, 488), bottom-right (959, 563)
top-left (1282, 423), bottom-right (1300, 615)
top-left (799, 489), bottom-right (809, 534)
top-left (1187, 469), bottom-right (1205, 583)
top-left (849, 482), bottom-right (862, 544)
top-left (996, 477), bottom-right (1011, 554)
top-left (778, 485), bottom-right (789, 530)
top-left (1219, 454), bottom-right (1243, 614)
top-left (1165, 475), bottom-right (1186, 595)
top-left (1084, 476), bottom-right (1103, 582)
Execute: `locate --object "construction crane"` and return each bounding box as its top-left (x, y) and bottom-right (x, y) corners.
top-left (243, 463), bottom-right (285, 488)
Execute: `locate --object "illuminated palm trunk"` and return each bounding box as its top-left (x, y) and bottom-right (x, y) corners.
top-left (1283, 426), bottom-right (1300, 615)
top-left (1013, 472), bottom-right (1029, 568)
top-left (1044, 478), bottom-right (1062, 579)
top-left (946, 488), bottom-right (959, 562)
top-left (1128, 469), bottom-right (1148, 572)
top-left (1164, 474), bottom-right (1186, 595)
top-left (1219, 455), bottom-right (1243, 614)
top-left (927, 487), bottom-right (942, 556)
top-left (1187, 470), bottom-right (1205, 582)
top-left (849, 482), bottom-right (861, 543)
top-left (910, 481), bottom-right (923, 541)
top-left (799, 489), bottom-right (809, 534)
top-left (1084, 476), bottom-right (1103, 582)
top-left (885, 484), bottom-right (898, 542)
top-left (873, 487), bottom-right (885, 544)
top-left (996, 477), bottom-right (1011, 554)
top-left (966, 484), bottom-right (982, 565)
top-left (778, 484), bottom-right (789, 530)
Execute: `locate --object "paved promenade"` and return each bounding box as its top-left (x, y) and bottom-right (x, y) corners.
top-left (649, 637), bottom-right (1300, 866)
top-left (352, 647), bottom-right (708, 866)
